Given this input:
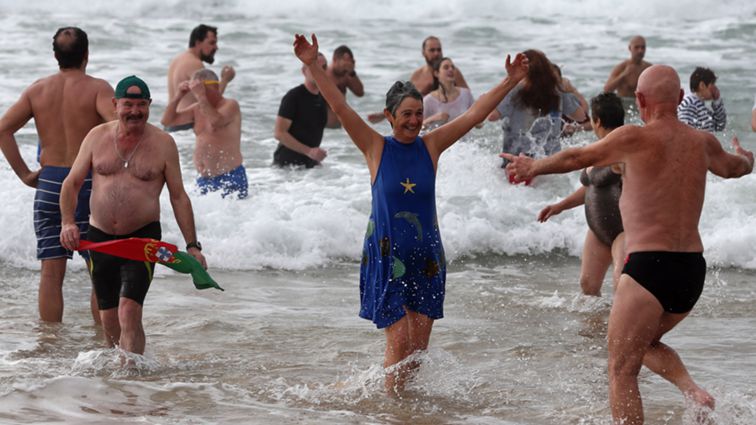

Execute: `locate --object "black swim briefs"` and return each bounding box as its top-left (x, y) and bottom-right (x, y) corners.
top-left (87, 222), bottom-right (162, 310)
top-left (622, 251), bottom-right (706, 314)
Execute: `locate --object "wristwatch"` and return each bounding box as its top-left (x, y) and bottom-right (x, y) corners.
top-left (186, 241), bottom-right (203, 251)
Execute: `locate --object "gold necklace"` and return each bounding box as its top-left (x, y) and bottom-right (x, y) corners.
top-left (113, 125), bottom-right (145, 168)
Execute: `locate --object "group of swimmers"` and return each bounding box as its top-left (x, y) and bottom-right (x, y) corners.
top-left (0, 24), bottom-right (754, 425)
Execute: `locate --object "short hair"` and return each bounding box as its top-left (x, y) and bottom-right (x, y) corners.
top-left (590, 92), bottom-right (625, 129)
top-left (422, 36), bottom-right (440, 50)
top-left (385, 81), bottom-right (422, 116)
top-left (333, 45), bottom-right (353, 60)
top-left (192, 68), bottom-right (219, 81)
top-left (302, 52), bottom-right (327, 72)
top-left (52, 27), bottom-right (88, 69)
top-left (189, 24), bottom-right (218, 48)
top-left (689, 67), bottom-right (716, 92)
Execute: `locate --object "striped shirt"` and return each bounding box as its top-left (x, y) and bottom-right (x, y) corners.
top-left (677, 93), bottom-right (726, 132)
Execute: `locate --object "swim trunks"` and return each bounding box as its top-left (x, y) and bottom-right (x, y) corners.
top-left (34, 166), bottom-right (91, 260)
top-left (196, 164), bottom-right (248, 199)
top-left (164, 122), bottom-right (194, 132)
top-left (87, 222), bottom-right (161, 310)
top-left (622, 251), bottom-right (706, 314)
top-left (580, 166), bottom-right (623, 246)
top-left (359, 136), bottom-right (446, 329)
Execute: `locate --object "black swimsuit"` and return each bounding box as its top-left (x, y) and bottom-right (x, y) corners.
top-left (87, 222), bottom-right (161, 310)
top-left (622, 251), bottom-right (706, 314)
top-left (580, 167), bottom-right (623, 246)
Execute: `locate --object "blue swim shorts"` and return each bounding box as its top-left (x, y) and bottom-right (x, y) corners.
top-left (196, 165), bottom-right (248, 199)
top-left (34, 166), bottom-right (91, 260)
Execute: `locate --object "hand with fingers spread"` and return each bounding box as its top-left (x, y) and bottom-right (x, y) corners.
top-left (505, 52), bottom-right (529, 83)
top-left (293, 33), bottom-right (319, 66)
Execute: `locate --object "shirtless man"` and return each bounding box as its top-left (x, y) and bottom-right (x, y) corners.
top-left (410, 36), bottom-right (468, 96)
top-left (163, 69), bottom-right (246, 198)
top-left (162, 24), bottom-right (235, 132)
top-left (0, 27), bottom-right (114, 322)
top-left (504, 65), bottom-right (753, 424)
top-left (327, 45), bottom-right (364, 97)
top-left (604, 36), bottom-right (652, 101)
top-left (60, 76), bottom-right (206, 355)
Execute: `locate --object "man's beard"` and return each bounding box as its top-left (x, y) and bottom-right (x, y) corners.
top-left (201, 52), bottom-right (216, 64)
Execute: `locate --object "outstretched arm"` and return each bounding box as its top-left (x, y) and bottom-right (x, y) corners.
top-left (503, 125), bottom-right (635, 181)
top-left (293, 34), bottom-right (383, 162)
top-left (423, 53), bottom-right (529, 158)
top-left (708, 135), bottom-right (753, 178)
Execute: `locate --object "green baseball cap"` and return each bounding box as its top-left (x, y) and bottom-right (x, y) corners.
top-left (114, 75), bottom-right (151, 100)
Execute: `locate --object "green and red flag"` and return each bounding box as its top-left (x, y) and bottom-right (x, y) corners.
top-left (78, 238), bottom-right (223, 291)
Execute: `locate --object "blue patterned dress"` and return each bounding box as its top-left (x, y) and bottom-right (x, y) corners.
top-left (359, 136), bottom-right (446, 329)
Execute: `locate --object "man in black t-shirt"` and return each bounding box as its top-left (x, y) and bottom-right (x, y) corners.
top-left (273, 53), bottom-right (337, 168)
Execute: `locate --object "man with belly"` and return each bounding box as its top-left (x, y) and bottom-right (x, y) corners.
top-left (163, 69), bottom-right (246, 198)
top-left (59, 76), bottom-right (206, 355)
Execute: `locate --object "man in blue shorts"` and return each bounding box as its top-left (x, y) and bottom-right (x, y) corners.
top-left (505, 65), bottom-right (753, 424)
top-left (163, 68), bottom-right (247, 198)
top-left (0, 27), bottom-right (114, 322)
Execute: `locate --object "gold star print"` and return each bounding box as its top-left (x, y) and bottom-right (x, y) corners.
top-left (400, 178), bottom-right (416, 194)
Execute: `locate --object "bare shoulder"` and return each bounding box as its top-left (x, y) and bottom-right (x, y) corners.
top-left (410, 66), bottom-right (424, 81)
top-left (148, 124), bottom-right (176, 146)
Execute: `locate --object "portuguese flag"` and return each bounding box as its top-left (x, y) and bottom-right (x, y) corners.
top-left (78, 238), bottom-right (223, 291)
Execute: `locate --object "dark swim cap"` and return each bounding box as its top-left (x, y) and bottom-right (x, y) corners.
top-left (385, 81), bottom-right (422, 115)
top-left (115, 75), bottom-right (151, 100)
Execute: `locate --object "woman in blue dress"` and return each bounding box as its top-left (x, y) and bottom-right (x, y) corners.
top-left (293, 34), bottom-right (529, 395)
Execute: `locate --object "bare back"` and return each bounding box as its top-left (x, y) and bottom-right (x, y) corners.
top-left (27, 71), bottom-right (113, 166)
top-left (88, 122), bottom-right (172, 234)
top-left (619, 120), bottom-right (711, 253)
top-left (166, 52), bottom-right (204, 126)
top-left (192, 98), bottom-right (243, 176)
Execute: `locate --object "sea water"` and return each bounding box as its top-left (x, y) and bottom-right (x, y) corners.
top-left (0, 1), bottom-right (755, 423)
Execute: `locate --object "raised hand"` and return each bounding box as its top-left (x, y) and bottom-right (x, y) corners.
top-left (189, 79), bottom-right (206, 98)
top-left (505, 53), bottom-right (529, 82)
top-left (294, 33), bottom-right (319, 66)
top-left (221, 65), bottom-right (236, 83)
top-left (178, 80), bottom-right (191, 95)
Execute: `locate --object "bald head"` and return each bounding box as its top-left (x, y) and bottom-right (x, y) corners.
top-left (628, 35), bottom-right (647, 62)
top-left (629, 35), bottom-right (645, 46)
top-left (637, 65), bottom-right (682, 104)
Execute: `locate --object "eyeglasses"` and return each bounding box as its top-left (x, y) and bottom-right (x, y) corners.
top-left (203, 80), bottom-right (220, 86)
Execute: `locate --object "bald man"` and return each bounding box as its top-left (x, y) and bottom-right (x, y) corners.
top-left (504, 65), bottom-right (753, 424)
top-left (604, 36), bottom-right (652, 102)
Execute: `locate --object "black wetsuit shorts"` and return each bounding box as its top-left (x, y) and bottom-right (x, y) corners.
top-left (622, 251), bottom-right (706, 314)
top-left (87, 222), bottom-right (162, 310)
